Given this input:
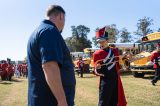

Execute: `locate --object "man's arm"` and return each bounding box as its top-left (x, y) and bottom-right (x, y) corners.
top-left (42, 61), bottom-right (67, 106)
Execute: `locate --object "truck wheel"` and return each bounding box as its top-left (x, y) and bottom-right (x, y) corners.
top-left (132, 72), bottom-right (145, 78)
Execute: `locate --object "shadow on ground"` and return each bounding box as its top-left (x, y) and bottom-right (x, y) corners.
top-left (79, 75), bottom-right (97, 78)
top-left (0, 78), bottom-right (23, 85)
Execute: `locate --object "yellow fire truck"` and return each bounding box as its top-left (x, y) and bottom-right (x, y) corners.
top-left (130, 32), bottom-right (160, 77)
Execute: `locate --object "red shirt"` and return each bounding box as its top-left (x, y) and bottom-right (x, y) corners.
top-left (7, 64), bottom-right (14, 75)
top-left (1, 63), bottom-right (8, 70)
top-left (77, 60), bottom-right (84, 68)
top-left (1, 63), bottom-right (8, 76)
top-left (150, 51), bottom-right (160, 68)
top-left (0, 64), bottom-right (2, 70)
top-left (22, 64), bottom-right (28, 72)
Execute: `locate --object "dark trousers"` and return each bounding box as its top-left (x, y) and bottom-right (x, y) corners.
top-left (152, 68), bottom-right (160, 83)
top-left (78, 67), bottom-right (83, 78)
top-left (98, 69), bottom-right (118, 106)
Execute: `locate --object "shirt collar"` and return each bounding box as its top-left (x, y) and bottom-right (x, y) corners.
top-left (42, 20), bottom-right (59, 31)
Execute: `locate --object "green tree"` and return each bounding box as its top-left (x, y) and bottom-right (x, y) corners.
top-left (157, 28), bottom-right (160, 32)
top-left (65, 37), bottom-right (74, 51)
top-left (134, 17), bottom-right (153, 37)
top-left (119, 28), bottom-right (132, 43)
top-left (106, 24), bottom-right (119, 43)
top-left (92, 36), bottom-right (98, 48)
top-left (92, 27), bottom-right (99, 47)
top-left (65, 25), bottom-right (92, 52)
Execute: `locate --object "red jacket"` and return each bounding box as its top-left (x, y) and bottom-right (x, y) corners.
top-left (0, 64), bottom-right (2, 75)
top-left (1, 63), bottom-right (8, 76)
top-left (7, 64), bottom-right (14, 76)
top-left (150, 51), bottom-right (160, 69)
top-left (93, 48), bottom-right (127, 106)
top-left (18, 64), bottom-right (22, 72)
top-left (0, 64), bottom-right (1, 68)
top-left (77, 60), bottom-right (85, 68)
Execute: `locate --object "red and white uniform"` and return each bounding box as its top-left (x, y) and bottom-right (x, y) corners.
top-left (7, 64), bottom-right (14, 76)
top-left (93, 47), bottom-right (127, 106)
top-left (150, 51), bottom-right (160, 69)
top-left (1, 62), bottom-right (8, 77)
top-left (77, 60), bottom-right (84, 69)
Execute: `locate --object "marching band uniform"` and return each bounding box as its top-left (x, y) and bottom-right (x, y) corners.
top-left (6, 64), bottom-right (14, 81)
top-left (1, 61), bottom-right (8, 80)
top-left (93, 27), bottom-right (127, 106)
top-left (150, 43), bottom-right (160, 86)
top-left (77, 57), bottom-right (84, 78)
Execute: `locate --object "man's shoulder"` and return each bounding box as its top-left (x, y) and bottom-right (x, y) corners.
top-left (111, 48), bottom-right (119, 55)
top-left (93, 49), bottom-right (105, 55)
top-left (31, 24), bottom-right (60, 42)
top-left (38, 23), bottom-right (57, 34)
top-left (152, 51), bottom-right (158, 55)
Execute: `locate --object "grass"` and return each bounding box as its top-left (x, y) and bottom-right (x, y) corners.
top-left (0, 78), bottom-right (28, 106)
top-left (0, 73), bottom-right (160, 106)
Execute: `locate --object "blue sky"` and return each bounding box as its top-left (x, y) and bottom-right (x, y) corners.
top-left (0, 0), bottom-right (160, 60)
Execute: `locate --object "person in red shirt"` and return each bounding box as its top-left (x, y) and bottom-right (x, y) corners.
top-left (150, 43), bottom-right (160, 86)
top-left (77, 56), bottom-right (84, 78)
top-left (93, 27), bottom-right (127, 106)
top-left (0, 63), bottom-right (2, 75)
top-left (22, 63), bottom-right (28, 78)
top-left (6, 63), bottom-right (14, 81)
top-left (1, 60), bottom-right (8, 80)
top-left (18, 64), bottom-right (22, 76)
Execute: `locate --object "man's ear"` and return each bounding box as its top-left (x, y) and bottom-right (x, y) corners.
top-left (60, 13), bottom-right (65, 21)
top-left (59, 13), bottom-right (62, 20)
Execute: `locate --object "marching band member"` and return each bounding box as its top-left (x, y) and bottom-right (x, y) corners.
top-left (77, 56), bottom-right (84, 78)
top-left (150, 43), bottom-right (160, 86)
top-left (93, 27), bottom-right (127, 106)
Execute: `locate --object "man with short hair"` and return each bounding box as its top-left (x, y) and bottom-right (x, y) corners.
top-left (27, 5), bottom-right (76, 106)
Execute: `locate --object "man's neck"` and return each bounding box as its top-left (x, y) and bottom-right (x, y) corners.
top-left (48, 19), bottom-right (60, 31)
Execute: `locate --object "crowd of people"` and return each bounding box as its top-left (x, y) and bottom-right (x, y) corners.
top-left (0, 60), bottom-right (28, 81)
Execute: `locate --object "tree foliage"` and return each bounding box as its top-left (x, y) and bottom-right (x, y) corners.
top-left (65, 25), bottom-right (92, 52)
top-left (92, 27), bottom-right (99, 47)
top-left (157, 28), bottom-right (160, 32)
top-left (119, 28), bottom-right (132, 43)
top-left (106, 24), bottom-right (119, 43)
top-left (134, 17), bottom-right (153, 37)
